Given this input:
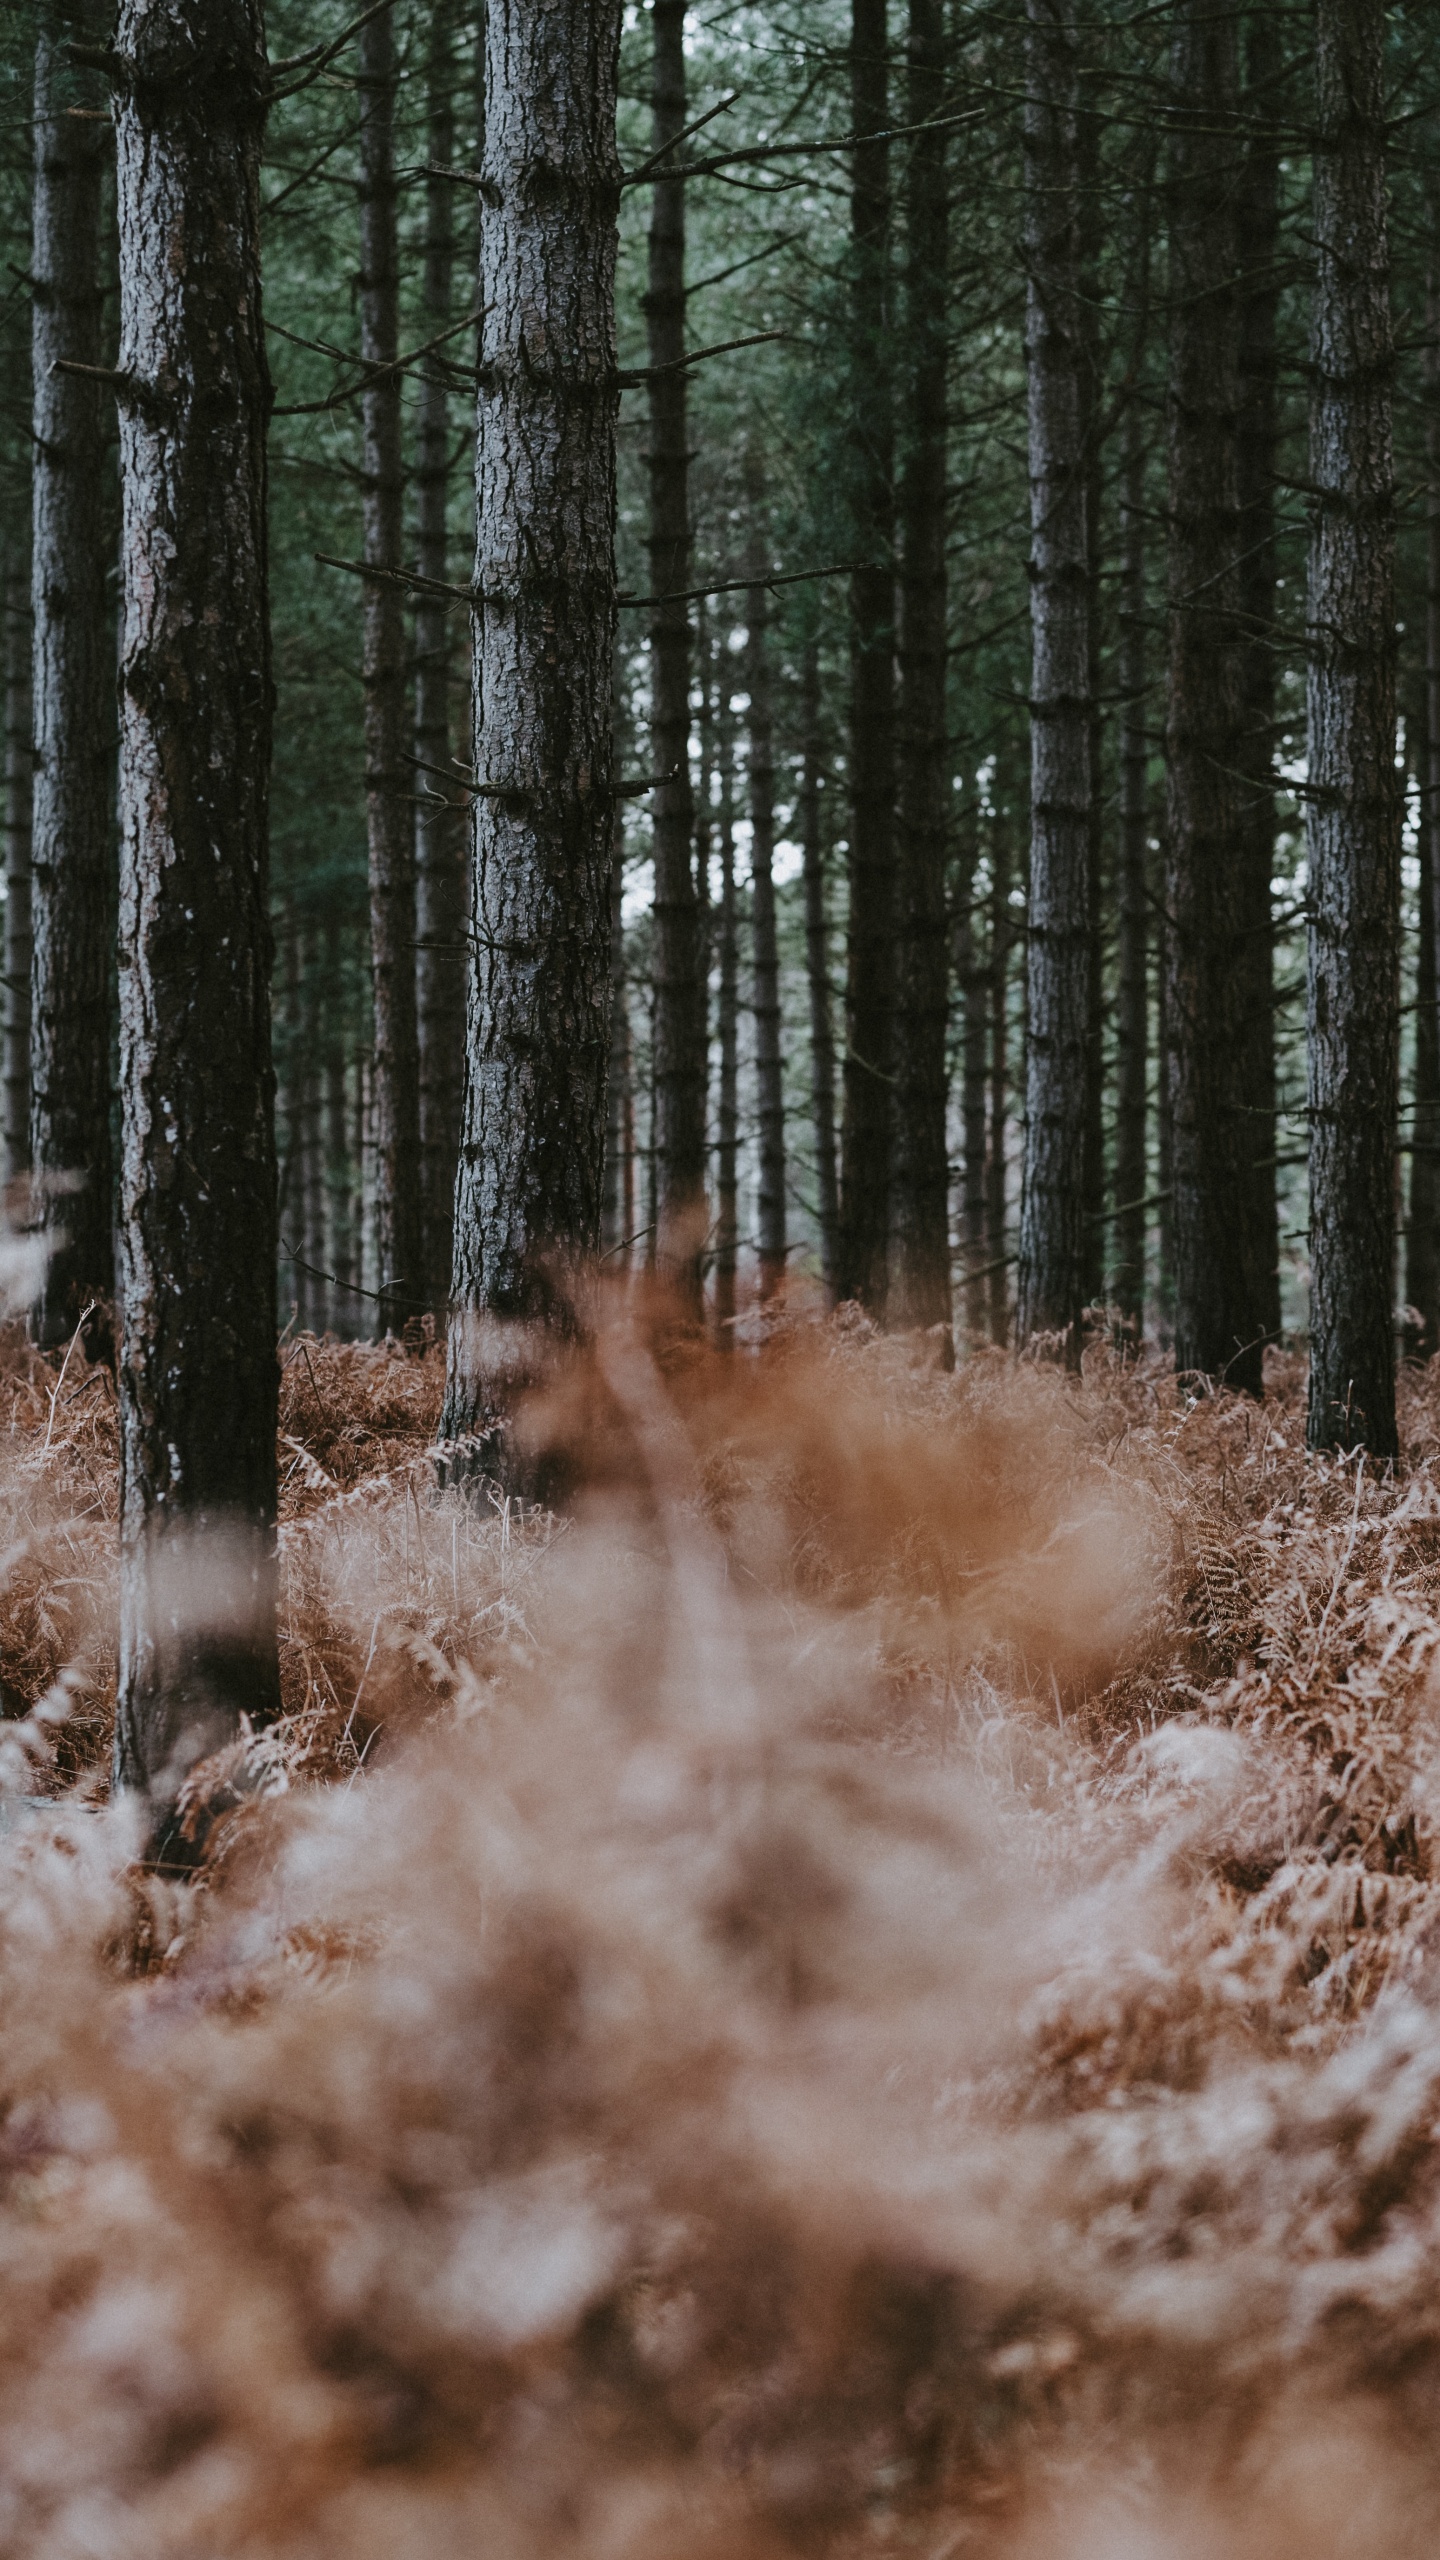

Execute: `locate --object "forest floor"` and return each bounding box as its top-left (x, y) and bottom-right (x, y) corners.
top-left (1, 1302), bottom-right (1440, 2553)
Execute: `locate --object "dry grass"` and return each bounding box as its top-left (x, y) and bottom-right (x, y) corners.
top-left (1, 1297), bottom-right (1440, 2550)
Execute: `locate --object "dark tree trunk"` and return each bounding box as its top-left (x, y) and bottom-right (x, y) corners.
top-left (30, 12), bottom-right (114, 1344)
top-left (714, 685), bottom-right (739, 1339)
top-left (324, 927), bottom-right (354, 1329)
top-left (601, 672), bottom-right (631, 1263)
top-left (414, 0), bottom-right (466, 1315)
top-left (1414, 236), bottom-right (1440, 1357)
top-left (360, 2), bottom-right (422, 1329)
top-left (746, 491), bottom-right (786, 1303)
top-left (1115, 352), bottom-right (1149, 1332)
top-left (1235, 3), bottom-right (1283, 1349)
top-left (1305, 0), bottom-right (1400, 1460)
top-left (1164, 0), bottom-right (1265, 1395)
top-left (988, 815), bottom-right (1012, 1347)
top-left (300, 936), bottom-right (326, 1331)
top-left (647, 0), bottom-right (705, 1303)
top-left (441, 0), bottom-right (621, 1475)
top-left (111, 0), bottom-right (279, 1832)
top-left (894, 0), bottom-right (951, 1333)
top-left (799, 639), bottom-right (839, 1300)
top-left (1078, 82), bottom-right (1106, 1318)
top-left (837, 0), bottom-right (895, 1315)
top-left (1017, 0), bottom-right (1091, 1363)
top-left (959, 817), bottom-right (987, 1348)
top-left (3, 556), bottom-right (32, 1190)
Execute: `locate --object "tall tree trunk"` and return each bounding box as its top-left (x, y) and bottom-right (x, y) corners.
top-left (987, 818), bottom-right (1012, 1347)
top-left (647, 0), bottom-right (705, 1303)
top-left (1235, 3), bottom-right (1283, 1350)
top-left (324, 928), bottom-right (354, 1331)
top-left (3, 557), bottom-right (32, 1191)
top-left (894, 0), bottom-right (951, 1332)
top-left (714, 685), bottom-right (739, 1340)
top-left (601, 672), bottom-right (631, 1264)
top-left (300, 936), bottom-right (326, 1331)
top-left (441, 0), bottom-right (621, 1478)
top-left (959, 818), bottom-right (987, 1348)
top-left (414, 0), bottom-right (465, 1315)
top-left (746, 486), bottom-right (786, 1303)
top-left (1415, 233), bottom-right (1440, 1357)
top-left (111, 0), bottom-right (278, 1836)
top-left (1165, 0), bottom-right (1263, 1394)
top-left (837, 0), bottom-right (895, 1314)
top-left (1305, 0), bottom-right (1399, 1460)
top-left (1114, 372), bottom-right (1149, 1333)
top-left (799, 638), bottom-right (839, 1299)
top-left (1017, 0), bottom-right (1091, 1362)
top-left (30, 12), bottom-right (114, 1344)
top-left (360, 2), bottom-right (422, 1330)
top-left (1078, 73), bottom-right (1106, 1317)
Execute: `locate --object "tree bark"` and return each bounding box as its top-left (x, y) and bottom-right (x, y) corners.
top-left (601, 667), bottom-right (631, 1262)
top-left (1164, 0), bottom-right (1265, 1395)
top-left (647, 0), bottom-right (705, 1304)
top-left (1114, 379), bottom-right (1148, 1335)
top-left (414, 0), bottom-right (466, 1315)
top-left (1305, 0), bottom-right (1400, 1460)
top-left (1413, 233), bottom-right (1440, 1357)
top-left (836, 0), bottom-right (895, 1314)
top-left (746, 483), bottom-right (786, 1303)
top-left (3, 556), bottom-right (32, 1191)
top-left (714, 682), bottom-right (739, 1339)
top-left (959, 814), bottom-right (987, 1348)
top-left (1016, 0), bottom-right (1090, 1362)
top-left (324, 926), bottom-right (354, 1330)
top-left (1235, 2), bottom-right (1283, 1350)
top-left (799, 638), bottom-right (839, 1300)
top-left (987, 816), bottom-right (1012, 1348)
top-left (30, 11), bottom-right (114, 1344)
top-left (441, 0), bottom-right (621, 1477)
top-left (111, 0), bottom-right (278, 1835)
top-left (360, 2), bottom-right (422, 1330)
top-left (894, 0), bottom-right (951, 1333)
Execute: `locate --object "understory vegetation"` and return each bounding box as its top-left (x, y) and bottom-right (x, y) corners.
top-left (2, 1287), bottom-right (1440, 2552)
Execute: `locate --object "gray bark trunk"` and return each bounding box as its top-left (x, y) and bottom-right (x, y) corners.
top-left (360, 3), bottom-right (422, 1329)
top-left (837, 0), bottom-right (895, 1315)
top-left (647, 0), bottom-right (705, 1302)
top-left (1413, 232), bottom-right (1440, 1356)
top-left (988, 817), bottom-right (1012, 1347)
top-left (746, 487), bottom-right (785, 1302)
top-left (414, 0), bottom-right (466, 1315)
top-left (111, 0), bottom-right (279, 1837)
top-left (3, 556), bottom-right (32, 1190)
top-left (894, 0), bottom-right (951, 1333)
top-left (441, 0), bottom-right (621, 1478)
top-left (714, 684), bottom-right (739, 1338)
top-left (1114, 379), bottom-right (1148, 1332)
top-left (30, 12), bottom-right (114, 1343)
top-left (959, 818), bottom-right (987, 1347)
top-left (1305, 0), bottom-right (1400, 1459)
top-left (799, 638), bottom-right (839, 1301)
top-left (1017, 0), bottom-right (1091, 1362)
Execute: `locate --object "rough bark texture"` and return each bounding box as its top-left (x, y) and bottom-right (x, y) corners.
top-left (894, 0), bottom-right (951, 1333)
top-left (414, 0), bottom-right (466, 1315)
top-left (1078, 80), bottom-right (1106, 1315)
top-left (1017, 0), bottom-right (1090, 1362)
top-left (1414, 239), bottom-right (1440, 1356)
top-left (1235, 4), bottom-right (1283, 1348)
top-left (1164, 0), bottom-right (1264, 1394)
top-left (112, 0), bottom-right (279, 1827)
top-left (441, 0), bottom-right (620, 1471)
top-left (959, 818), bottom-right (987, 1347)
top-left (1114, 378), bottom-right (1148, 1331)
top-left (1305, 0), bottom-right (1399, 1459)
top-left (3, 559), bottom-right (32, 1190)
top-left (30, 12), bottom-right (114, 1343)
top-left (746, 507), bottom-right (786, 1303)
top-left (714, 687), bottom-right (739, 1339)
top-left (646, 0), bottom-right (705, 1304)
top-left (836, 0), bottom-right (895, 1315)
top-left (799, 640), bottom-right (839, 1301)
top-left (987, 820), bottom-right (1012, 1348)
top-left (360, 3), bottom-right (423, 1329)
top-left (324, 924), bottom-right (355, 1327)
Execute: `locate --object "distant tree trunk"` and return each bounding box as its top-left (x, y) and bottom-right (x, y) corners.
top-left (1306, 0), bottom-right (1399, 1460)
top-left (441, 0), bottom-right (621, 1479)
top-left (30, 12), bottom-right (114, 1345)
top-left (746, 492), bottom-right (786, 1303)
top-left (1017, 0), bottom-right (1090, 1363)
top-left (799, 639), bottom-right (839, 1299)
top-left (894, 0), bottom-right (951, 1333)
top-left (837, 0), bottom-right (895, 1314)
top-left (111, 0), bottom-right (279, 1836)
top-left (324, 930), bottom-right (354, 1329)
top-left (300, 938), bottom-right (326, 1331)
top-left (959, 815), bottom-right (987, 1348)
top-left (3, 559), bottom-right (32, 1190)
top-left (601, 681), bottom-right (631, 1263)
top-left (360, 2), bottom-right (422, 1330)
top-left (1235, 3), bottom-right (1282, 1350)
top-left (988, 815), bottom-right (1012, 1347)
top-left (647, 0), bottom-right (705, 1304)
top-left (1165, 0), bottom-right (1264, 1395)
top-left (1078, 81), bottom-right (1106, 1317)
top-left (1414, 235), bottom-right (1440, 1357)
top-left (1114, 374), bottom-right (1148, 1333)
top-left (414, 0), bottom-right (465, 1315)
top-left (714, 685), bottom-right (739, 1339)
